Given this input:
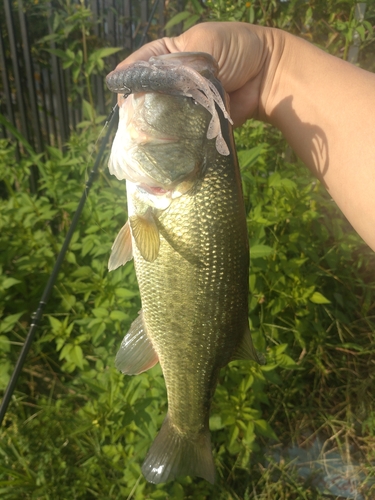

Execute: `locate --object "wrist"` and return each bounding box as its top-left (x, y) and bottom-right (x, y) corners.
top-left (256, 26), bottom-right (292, 123)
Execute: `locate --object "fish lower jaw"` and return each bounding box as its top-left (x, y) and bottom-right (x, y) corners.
top-left (138, 182), bottom-right (191, 200)
top-left (139, 183), bottom-right (169, 196)
top-left (134, 183), bottom-right (173, 210)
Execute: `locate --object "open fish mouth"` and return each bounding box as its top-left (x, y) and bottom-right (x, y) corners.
top-left (138, 184), bottom-right (169, 196)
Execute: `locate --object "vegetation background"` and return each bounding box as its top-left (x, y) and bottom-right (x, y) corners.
top-left (1, 0), bottom-right (375, 498)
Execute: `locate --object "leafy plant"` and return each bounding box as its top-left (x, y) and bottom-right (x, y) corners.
top-left (35, 0), bottom-right (124, 126)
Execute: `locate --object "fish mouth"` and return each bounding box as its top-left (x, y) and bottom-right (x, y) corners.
top-left (139, 184), bottom-right (170, 196)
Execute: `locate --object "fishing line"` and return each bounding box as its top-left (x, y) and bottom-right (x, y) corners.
top-left (94, 102), bottom-right (119, 149)
top-left (0, 0), bottom-right (161, 426)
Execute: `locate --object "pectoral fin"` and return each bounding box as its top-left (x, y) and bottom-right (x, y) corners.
top-left (108, 220), bottom-right (133, 271)
top-left (232, 327), bottom-right (266, 365)
top-left (115, 310), bottom-right (159, 375)
top-left (129, 207), bottom-right (160, 262)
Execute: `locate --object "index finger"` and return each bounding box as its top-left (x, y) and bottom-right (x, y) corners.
top-left (107, 39), bottom-right (174, 105)
top-left (114, 38), bottom-right (172, 71)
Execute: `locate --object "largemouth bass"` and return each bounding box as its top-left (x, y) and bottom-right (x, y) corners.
top-left (106, 52), bottom-right (260, 484)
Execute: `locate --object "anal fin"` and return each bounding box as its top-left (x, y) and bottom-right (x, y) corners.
top-left (115, 310), bottom-right (159, 375)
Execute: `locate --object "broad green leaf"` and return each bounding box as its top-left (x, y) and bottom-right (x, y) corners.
top-left (71, 345), bottom-right (84, 370)
top-left (249, 274), bottom-right (256, 292)
top-left (65, 48), bottom-right (75, 60)
top-left (59, 343), bottom-right (73, 361)
top-left (115, 288), bottom-right (138, 299)
top-left (72, 64), bottom-right (81, 83)
top-left (250, 244), bottom-right (273, 259)
top-left (229, 424), bottom-right (239, 447)
top-left (0, 312), bottom-right (24, 333)
top-left (190, 0), bottom-right (205, 14)
top-left (0, 335), bottom-right (10, 353)
top-left (310, 291), bottom-right (331, 304)
top-left (48, 316), bottom-right (62, 333)
top-left (183, 14), bottom-right (200, 31)
top-left (274, 344), bottom-right (288, 355)
top-left (62, 59), bottom-right (74, 69)
top-left (92, 307), bottom-right (109, 318)
top-left (238, 144), bottom-right (267, 169)
top-left (0, 360), bottom-right (11, 390)
top-left (248, 5), bottom-right (255, 23)
top-left (91, 47), bottom-right (122, 59)
top-left (164, 11), bottom-right (191, 30)
top-left (2, 278), bottom-right (21, 289)
top-left (81, 238), bottom-right (94, 257)
top-left (356, 25), bottom-right (366, 41)
top-left (46, 48), bottom-right (69, 60)
top-left (209, 414), bottom-right (224, 431)
top-left (245, 421), bottom-right (255, 443)
top-left (110, 310), bottom-right (128, 321)
top-left (254, 419), bottom-right (278, 440)
top-left (71, 266), bottom-right (93, 278)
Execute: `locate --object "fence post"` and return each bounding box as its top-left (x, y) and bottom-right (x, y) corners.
top-left (47, 3), bottom-right (69, 148)
top-left (18, 0), bottom-right (43, 156)
top-left (0, 25), bottom-right (20, 160)
top-left (4, 0), bottom-right (36, 190)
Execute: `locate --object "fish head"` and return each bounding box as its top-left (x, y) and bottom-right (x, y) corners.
top-left (108, 52), bottom-right (233, 208)
top-left (108, 90), bottom-right (212, 203)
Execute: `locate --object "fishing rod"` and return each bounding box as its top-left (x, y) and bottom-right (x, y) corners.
top-left (0, 110), bottom-right (117, 426)
top-left (0, 0), bottom-right (161, 427)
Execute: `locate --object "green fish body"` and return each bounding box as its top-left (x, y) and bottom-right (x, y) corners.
top-left (107, 53), bottom-right (259, 484)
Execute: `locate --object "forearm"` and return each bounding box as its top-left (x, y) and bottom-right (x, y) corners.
top-left (261, 28), bottom-right (375, 250)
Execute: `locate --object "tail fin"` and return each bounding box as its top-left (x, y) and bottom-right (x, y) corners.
top-left (141, 414), bottom-right (215, 484)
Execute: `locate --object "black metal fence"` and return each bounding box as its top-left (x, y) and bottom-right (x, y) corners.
top-left (0, 0), bottom-right (180, 183)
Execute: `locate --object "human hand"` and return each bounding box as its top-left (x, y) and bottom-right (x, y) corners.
top-left (109, 22), bottom-right (281, 127)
